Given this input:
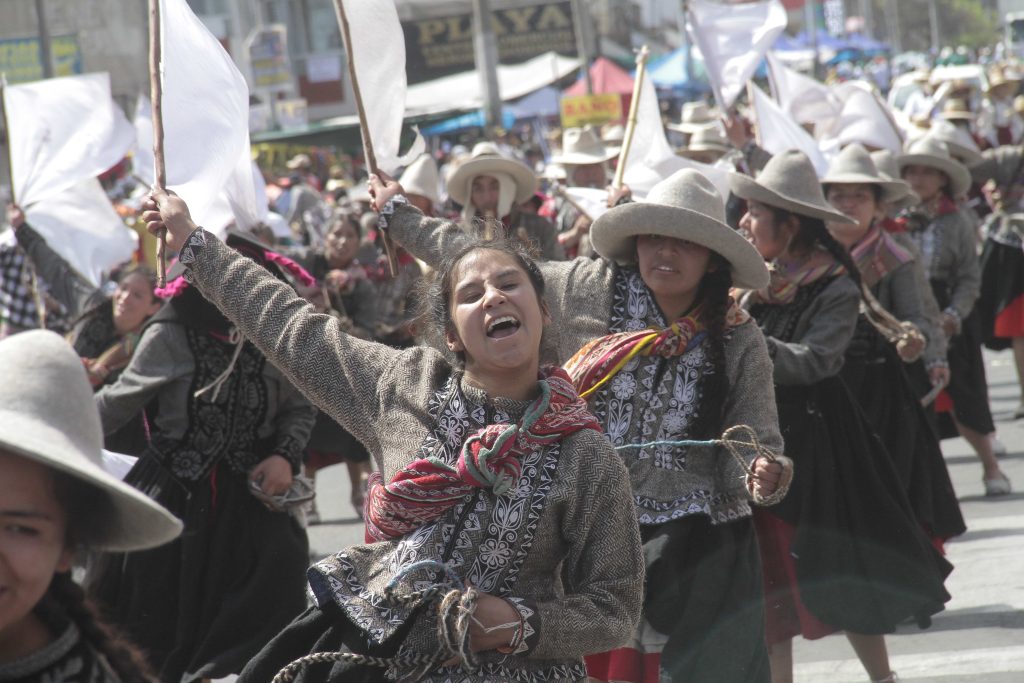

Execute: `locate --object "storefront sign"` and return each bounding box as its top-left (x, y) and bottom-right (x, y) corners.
top-left (560, 93), bottom-right (622, 128)
top-left (0, 36), bottom-right (82, 83)
top-left (247, 25), bottom-right (292, 92)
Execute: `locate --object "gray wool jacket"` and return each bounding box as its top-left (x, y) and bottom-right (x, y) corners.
top-left (388, 201), bottom-right (784, 526)
top-left (876, 235), bottom-right (948, 368)
top-left (905, 209), bottom-right (982, 321)
top-left (177, 229), bottom-right (642, 681)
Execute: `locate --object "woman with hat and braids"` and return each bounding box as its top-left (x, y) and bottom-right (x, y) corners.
top-left (86, 232), bottom-right (317, 683)
top-left (733, 150), bottom-right (952, 683)
top-left (372, 167), bottom-right (790, 683)
top-left (0, 330), bottom-right (182, 683)
top-left (140, 188), bottom-right (643, 683)
top-left (821, 144), bottom-right (966, 549)
top-left (898, 137), bottom-right (1011, 496)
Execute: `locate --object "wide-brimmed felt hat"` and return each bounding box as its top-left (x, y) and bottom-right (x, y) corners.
top-left (971, 145), bottom-right (1024, 189)
top-left (0, 331), bottom-right (182, 552)
top-left (730, 150), bottom-right (856, 225)
top-left (926, 120), bottom-right (983, 167)
top-left (550, 127), bottom-right (618, 166)
top-left (869, 149), bottom-right (919, 204)
top-left (667, 101), bottom-right (718, 133)
top-left (601, 123), bottom-right (625, 144)
top-left (986, 65), bottom-right (1022, 95)
top-left (940, 98), bottom-right (975, 121)
top-left (399, 153), bottom-right (440, 204)
top-left (678, 125), bottom-right (730, 157)
top-left (898, 136), bottom-right (972, 197)
top-left (820, 143), bottom-right (908, 203)
top-left (447, 141), bottom-right (537, 205)
top-left (591, 168), bottom-right (769, 290)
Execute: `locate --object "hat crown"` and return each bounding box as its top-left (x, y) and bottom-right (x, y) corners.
top-left (826, 143), bottom-right (882, 180)
top-left (561, 127), bottom-right (609, 158)
top-left (399, 153), bottom-right (440, 203)
top-left (681, 101), bottom-right (712, 123)
top-left (870, 149), bottom-right (900, 180)
top-left (469, 141), bottom-right (503, 159)
top-left (905, 136), bottom-right (954, 161)
top-left (0, 331), bottom-right (103, 466)
top-left (756, 150), bottom-right (828, 207)
top-left (647, 169), bottom-right (726, 223)
top-left (688, 125), bottom-right (728, 147)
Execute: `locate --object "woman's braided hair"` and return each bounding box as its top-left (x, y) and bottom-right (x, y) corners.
top-left (43, 472), bottom-right (158, 683)
top-left (689, 255), bottom-right (732, 439)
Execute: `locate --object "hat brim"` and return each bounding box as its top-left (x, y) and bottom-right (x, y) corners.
top-left (549, 150), bottom-right (618, 166)
top-left (0, 412), bottom-right (182, 552)
top-left (897, 153), bottom-right (972, 196)
top-left (590, 202), bottom-right (769, 290)
top-left (819, 172), bottom-right (909, 204)
top-left (730, 173), bottom-right (857, 225)
top-left (448, 157), bottom-right (538, 205)
top-left (667, 121), bottom-right (718, 134)
top-left (678, 144), bottom-right (730, 157)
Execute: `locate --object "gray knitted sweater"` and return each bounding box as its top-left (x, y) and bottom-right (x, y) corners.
top-left (177, 230), bottom-right (643, 681)
top-left (904, 209), bottom-right (981, 320)
top-left (388, 202), bottom-right (784, 526)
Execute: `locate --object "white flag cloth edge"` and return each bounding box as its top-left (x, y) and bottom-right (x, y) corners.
top-left (749, 82), bottom-right (830, 176)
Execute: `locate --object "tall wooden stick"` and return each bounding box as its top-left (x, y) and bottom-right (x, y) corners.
top-left (149, 0), bottom-right (168, 287)
top-left (332, 0), bottom-right (399, 277)
top-left (611, 45), bottom-right (650, 190)
top-left (0, 74), bottom-right (15, 206)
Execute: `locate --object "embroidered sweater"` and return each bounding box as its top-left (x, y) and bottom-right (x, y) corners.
top-left (905, 210), bottom-right (981, 320)
top-left (388, 203), bottom-right (784, 526)
top-left (175, 230), bottom-right (643, 681)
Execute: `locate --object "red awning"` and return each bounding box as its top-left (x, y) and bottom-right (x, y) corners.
top-left (563, 57), bottom-right (635, 96)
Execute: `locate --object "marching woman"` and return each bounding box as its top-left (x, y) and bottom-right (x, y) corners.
top-left (374, 168), bottom-right (790, 683)
top-left (821, 144), bottom-right (966, 546)
top-left (732, 151), bottom-right (953, 683)
top-left (974, 145), bottom-right (1024, 420)
top-left (88, 232), bottom-right (317, 683)
top-left (141, 189), bottom-right (643, 683)
top-left (898, 137), bottom-right (1012, 495)
top-left (0, 330), bottom-right (182, 683)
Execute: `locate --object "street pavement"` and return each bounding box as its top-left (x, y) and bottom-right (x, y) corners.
top-left (306, 348), bottom-right (1024, 682)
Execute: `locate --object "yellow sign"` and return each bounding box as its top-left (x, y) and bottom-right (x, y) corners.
top-left (560, 94), bottom-right (623, 128)
top-left (0, 36), bottom-right (82, 84)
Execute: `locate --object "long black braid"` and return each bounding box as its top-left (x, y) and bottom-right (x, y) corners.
top-left (690, 257), bottom-right (733, 440)
top-left (44, 471), bottom-right (159, 683)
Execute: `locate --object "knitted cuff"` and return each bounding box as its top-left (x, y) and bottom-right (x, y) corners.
top-left (925, 358), bottom-right (950, 371)
top-left (377, 194), bottom-right (409, 232)
top-left (177, 227), bottom-right (209, 283)
top-left (273, 434), bottom-right (305, 473)
top-left (941, 306), bottom-right (962, 334)
top-left (503, 597), bottom-right (539, 655)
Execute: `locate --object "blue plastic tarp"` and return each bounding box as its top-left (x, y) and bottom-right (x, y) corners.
top-left (646, 47), bottom-right (710, 91)
top-left (421, 108), bottom-right (516, 135)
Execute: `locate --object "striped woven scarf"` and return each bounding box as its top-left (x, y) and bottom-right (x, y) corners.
top-left (563, 301), bottom-right (749, 400)
top-left (364, 367), bottom-right (600, 542)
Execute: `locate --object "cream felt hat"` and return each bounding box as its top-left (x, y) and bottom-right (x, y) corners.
top-left (602, 123), bottom-right (625, 144)
top-left (926, 120), bottom-right (983, 167)
top-left (668, 101), bottom-right (718, 133)
top-left (678, 125), bottom-right (731, 157)
top-left (447, 142), bottom-right (538, 205)
top-left (399, 153), bottom-right (440, 204)
top-left (898, 136), bottom-right (972, 197)
top-left (591, 169), bottom-right (769, 290)
top-left (869, 149), bottom-right (919, 204)
top-left (0, 331), bottom-right (182, 552)
top-left (730, 150), bottom-right (856, 225)
top-left (550, 127), bottom-right (618, 165)
top-left (940, 98), bottom-right (975, 121)
top-left (820, 143), bottom-right (908, 203)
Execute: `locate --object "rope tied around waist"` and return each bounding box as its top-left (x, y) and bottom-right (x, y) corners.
top-left (270, 560), bottom-right (481, 683)
top-left (614, 424), bottom-right (793, 506)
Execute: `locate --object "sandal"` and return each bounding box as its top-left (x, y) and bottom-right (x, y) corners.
top-left (984, 473), bottom-right (1012, 497)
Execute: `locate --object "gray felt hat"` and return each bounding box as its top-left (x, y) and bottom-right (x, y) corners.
top-left (0, 330), bottom-right (182, 552)
top-left (591, 168), bottom-right (769, 290)
top-left (447, 142), bottom-right (538, 205)
top-left (898, 136), bottom-right (972, 197)
top-left (730, 150), bottom-right (857, 225)
top-left (820, 143), bottom-right (909, 203)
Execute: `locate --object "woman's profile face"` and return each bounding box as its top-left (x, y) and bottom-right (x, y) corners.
top-left (902, 164), bottom-right (948, 203)
top-left (740, 200), bottom-right (791, 261)
top-left (324, 220), bottom-right (360, 269)
top-left (0, 450), bottom-right (73, 651)
top-left (826, 183), bottom-right (879, 244)
top-left (112, 272), bottom-right (162, 333)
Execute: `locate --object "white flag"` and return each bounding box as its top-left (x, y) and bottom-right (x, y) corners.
top-left (686, 0), bottom-right (787, 110)
top-left (336, 0), bottom-right (425, 173)
top-left (4, 72), bottom-right (134, 208)
top-left (24, 179), bottom-right (137, 286)
top-left (749, 82), bottom-right (829, 176)
top-left (765, 51), bottom-right (839, 128)
top-left (623, 75), bottom-right (731, 200)
top-left (138, 0), bottom-right (250, 230)
top-left (823, 82), bottom-right (904, 154)
top-left (561, 187), bottom-right (612, 221)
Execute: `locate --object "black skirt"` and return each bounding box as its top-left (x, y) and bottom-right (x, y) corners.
top-left (89, 455), bottom-right (310, 683)
top-left (978, 237), bottom-right (1024, 350)
top-left (931, 279), bottom-right (996, 437)
top-left (841, 330), bottom-right (966, 542)
top-left (641, 515), bottom-right (770, 683)
top-left (765, 378), bottom-right (953, 635)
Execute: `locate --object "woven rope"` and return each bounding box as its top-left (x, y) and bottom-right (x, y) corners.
top-left (270, 561), bottom-right (480, 683)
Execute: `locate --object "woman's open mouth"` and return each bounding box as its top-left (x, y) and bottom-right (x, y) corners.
top-left (486, 315), bottom-right (521, 339)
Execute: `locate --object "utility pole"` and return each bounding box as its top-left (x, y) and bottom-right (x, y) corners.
top-left (680, 0), bottom-right (694, 95)
top-left (805, 0), bottom-right (819, 79)
top-left (471, 0), bottom-right (503, 134)
top-left (928, 0), bottom-right (941, 55)
top-left (883, 0), bottom-right (902, 55)
top-left (35, 0), bottom-right (53, 78)
top-left (860, 0), bottom-right (874, 38)
top-left (571, 0), bottom-right (593, 95)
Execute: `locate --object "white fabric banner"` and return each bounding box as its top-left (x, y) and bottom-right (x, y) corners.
top-left (686, 0), bottom-right (787, 110)
top-left (765, 51), bottom-right (839, 128)
top-left (822, 82), bottom-right (904, 154)
top-left (336, 0), bottom-right (425, 174)
top-left (134, 0), bottom-right (251, 230)
top-left (622, 74), bottom-right (731, 200)
top-left (749, 82), bottom-right (829, 177)
top-left (24, 179), bottom-right (137, 286)
top-left (562, 187), bottom-right (611, 221)
top-left (4, 72), bottom-right (134, 208)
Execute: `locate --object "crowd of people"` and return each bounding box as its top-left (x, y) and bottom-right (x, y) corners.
top-left (1, 47), bottom-right (1023, 683)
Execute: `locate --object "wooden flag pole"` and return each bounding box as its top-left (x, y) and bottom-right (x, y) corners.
top-left (332, 0), bottom-right (399, 277)
top-left (0, 74), bottom-right (16, 206)
top-left (611, 45), bottom-right (650, 190)
top-left (149, 0), bottom-right (168, 287)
